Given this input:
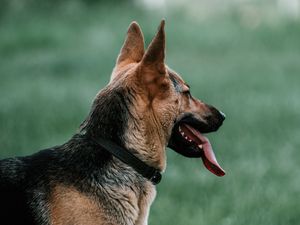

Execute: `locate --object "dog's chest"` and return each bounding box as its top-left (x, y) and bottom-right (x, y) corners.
top-left (48, 183), bottom-right (156, 225)
top-left (49, 185), bottom-right (105, 225)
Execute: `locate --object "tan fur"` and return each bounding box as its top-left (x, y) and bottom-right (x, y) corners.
top-left (50, 185), bottom-right (105, 225)
top-left (49, 183), bottom-right (155, 225)
top-left (135, 183), bottom-right (156, 225)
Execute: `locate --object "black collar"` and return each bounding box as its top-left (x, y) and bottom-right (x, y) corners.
top-left (90, 136), bottom-right (162, 185)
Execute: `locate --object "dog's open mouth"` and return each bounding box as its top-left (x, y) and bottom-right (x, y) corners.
top-left (168, 117), bottom-right (225, 177)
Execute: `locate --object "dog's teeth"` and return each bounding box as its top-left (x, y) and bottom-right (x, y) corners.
top-left (185, 136), bottom-right (188, 140)
top-left (198, 144), bottom-right (203, 149)
top-left (188, 139), bottom-right (192, 142)
top-left (179, 126), bottom-right (182, 132)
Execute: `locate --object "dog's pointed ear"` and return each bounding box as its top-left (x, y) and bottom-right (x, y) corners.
top-left (116, 21), bottom-right (145, 67)
top-left (140, 20), bottom-right (166, 75)
top-left (138, 20), bottom-right (169, 97)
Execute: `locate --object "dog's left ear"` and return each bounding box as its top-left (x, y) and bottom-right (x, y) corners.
top-left (116, 21), bottom-right (145, 68)
top-left (139, 20), bottom-right (168, 96)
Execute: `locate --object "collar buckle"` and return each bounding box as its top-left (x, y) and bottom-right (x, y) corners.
top-left (149, 170), bottom-right (162, 185)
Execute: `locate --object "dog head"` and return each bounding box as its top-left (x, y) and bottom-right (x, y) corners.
top-left (85, 20), bottom-right (225, 176)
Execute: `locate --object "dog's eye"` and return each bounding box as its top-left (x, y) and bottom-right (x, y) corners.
top-left (182, 90), bottom-right (191, 97)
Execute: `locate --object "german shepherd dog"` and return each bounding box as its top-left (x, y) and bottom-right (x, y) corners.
top-left (0, 20), bottom-right (225, 225)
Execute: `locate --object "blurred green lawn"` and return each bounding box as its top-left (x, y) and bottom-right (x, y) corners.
top-left (0, 2), bottom-right (300, 225)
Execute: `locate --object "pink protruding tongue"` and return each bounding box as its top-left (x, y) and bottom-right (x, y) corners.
top-left (183, 124), bottom-right (225, 177)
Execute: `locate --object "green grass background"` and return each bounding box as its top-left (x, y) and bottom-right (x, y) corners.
top-left (0, 1), bottom-right (300, 224)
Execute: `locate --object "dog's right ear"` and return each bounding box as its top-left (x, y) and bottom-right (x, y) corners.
top-left (137, 20), bottom-right (168, 98)
top-left (115, 21), bottom-right (145, 68)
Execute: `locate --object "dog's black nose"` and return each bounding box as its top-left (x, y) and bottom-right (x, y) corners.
top-left (205, 105), bottom-right (226, 132)
top-left (215, 110), bottom-right (225, 126)
top-left (219, 111), bottom-right (226, 121)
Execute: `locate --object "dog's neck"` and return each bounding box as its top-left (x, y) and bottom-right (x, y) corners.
top-left (80, 86), bottom-right (167, 172)
top-left (123, 103), bottom-right (167, 172)
top-left (123, 126), bottom-right (166, 172)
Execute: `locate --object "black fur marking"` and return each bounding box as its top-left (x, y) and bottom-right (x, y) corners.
top-left (0, 158), bottom-right (35, 225)
top-left (0, 85), bottom-right (144, 225)
top-left (169, 71), bottom-right (182, 92)
top-left (80, 86), bottom-right (131, 146)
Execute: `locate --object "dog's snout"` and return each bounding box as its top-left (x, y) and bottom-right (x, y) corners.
top-left (205, 105), bottom-right (225, 131)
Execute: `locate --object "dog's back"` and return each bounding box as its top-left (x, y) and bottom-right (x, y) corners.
top-left (0, 156), bottom-right (36, 224)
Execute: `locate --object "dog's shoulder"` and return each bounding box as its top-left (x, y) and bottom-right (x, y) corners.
top-left (0, 153), bottom-right (48, 225)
